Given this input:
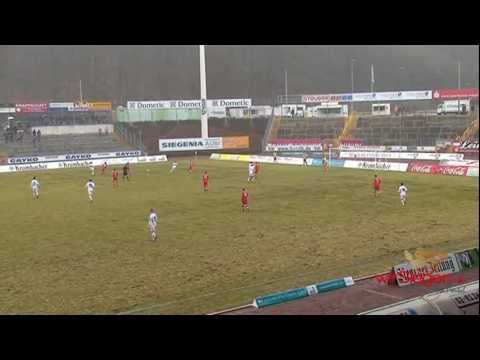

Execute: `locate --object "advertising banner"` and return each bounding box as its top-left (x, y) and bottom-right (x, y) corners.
top-left (49, 102), bottom-right (75, 109)
top-left (407, 162), bottom-right (469, 176)
top-left (453, 249), bottom-right (479, 272)
top-left (0, 155), bottom-right (167, 174)
top-left (340, 151), bottom-right (464, 161)
top-left (340, 139), bottom-right (363, 147)
top-left (467, 167), bottom-right (479, 177)
top-left (0, 107), bottom-right (16, 113)
top-left (302, 94), bottom-right (353, 103)
top-left (7, 150), bottom-right (141, 165)
top-left (159, 137), bottom-right (223, 152)
top-left (266, 140), bottom-right (323, 152)
top-left (393, 255), bottom-right (460, 287)
top-left (352, 90), bottom-right (432, 102)
top-left (15, 103), bottom-right (48, 113)
top-left (68, 102), bottom-right (112, 112)
top-left (222, 136), bottom-right (250, 149)
top-left (432, 88), bottom-right (479, 100)
top-left (117, 107), bottom-right (201, 122)
top-left (127, 99), bottom-right (251, 110)
top-left (455, 141), bottom-right (479, 153)
top-left (343, 160), bottom-right (409, 172)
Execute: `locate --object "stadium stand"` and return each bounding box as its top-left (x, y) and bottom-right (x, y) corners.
top-left (116, 117), bottom-right (270, 155)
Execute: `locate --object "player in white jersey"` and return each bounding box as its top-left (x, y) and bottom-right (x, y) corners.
top-left (89, 164), bottom-right (95, 176)
top-left (248, 162), bottom-right (256, 182)
top-left (148, 208), bottom-right (158, 241)
top-left (31, 176), bottom-right (40, 199)
top-left (398, 182), bottom-right (408, 206)
top-left (170, 161), bottom-right (178, 173)
top-left (85, 179), bottom-right (95, 202)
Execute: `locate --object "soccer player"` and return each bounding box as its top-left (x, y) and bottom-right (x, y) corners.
top-left (273, 151), bottom-right (277, 163)
top-left (148, 208), bottom-right (158, 241)
top-left (112, 168), bottom-right (119, 188)
top-left (373, 174), bottom-right (382, 197)
top-left (202, 171), bottom-right (209, 191)
top-left (188, 159), bottom-right (195, 174)
top-left (170, 161), bottom-right (178, 173)
top-left (255, 162), bottom-right (260, 178)
top-left (247, 162), bottom-right (256, 182)
top-left (303, 153), bottom-right (308, 166)
top-left (101, 161), bottom-right (108, 175)
top-left (241, 188), bottom-right (249, 212)
top-left (123, 162), bottom-right (130, 181)
top-left (398, 182), bottom-right (408, 206)
top-left (89, 164), bottom-right (95, 176)
top-left (31, 176), bottom-right (40, 199)
top-left (323, 157), bottom-right (329, 173)
top-left (85, 179), bottom-right (95, 202)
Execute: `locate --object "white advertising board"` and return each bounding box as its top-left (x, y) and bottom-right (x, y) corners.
top-left (159, 137), bottom-right (223, 152)
top-left (340, 151), bottom-right (464, 161)
top-left (127, 99), bottom-right (252, 110)
top-left (343, 160), bottom-right (409, 172)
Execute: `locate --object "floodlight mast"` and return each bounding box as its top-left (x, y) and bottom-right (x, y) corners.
top-left (200, 45), bottom-right (208, 138)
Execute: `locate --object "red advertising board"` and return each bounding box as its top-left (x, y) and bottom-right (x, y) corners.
top-left (432, 88), bottom-right (479, 100)
top-left (408, 162), bottom-right (469, 176)
top-left (15, 103), bottom-right (48, 113)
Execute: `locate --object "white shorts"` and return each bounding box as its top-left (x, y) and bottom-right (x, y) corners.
top-left (88, 190), bottom-right (94, 196)
top-left (149, 224), bottom-right (157, 233)
top-left (32, 187), bottom-right (39, 194)
top-left (249, 171), bottom-right (255, 177)
top-left (400, 193), bottom-right (407, 200)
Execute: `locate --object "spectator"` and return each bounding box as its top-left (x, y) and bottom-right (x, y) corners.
top-left (32, 129), bottom-right (37, 146)
top-left (99, 128), bottom-right (102, 136)
top-left (37, 129), bottom-right (41, 144)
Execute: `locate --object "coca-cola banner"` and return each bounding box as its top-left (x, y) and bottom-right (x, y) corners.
top-left (432, 88), bottom-right (479, 100)
top-left (408, 162), bottom-right (469, 176)
top-left (15, 103), bottom-right (48, 113)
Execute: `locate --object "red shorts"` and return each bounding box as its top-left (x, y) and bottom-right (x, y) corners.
top-left (374, 186), bottom-right (380, 191)
top-left (242, 202), bottom-right (248, 207)
top-left (203, 182), bottom-right (208, 187)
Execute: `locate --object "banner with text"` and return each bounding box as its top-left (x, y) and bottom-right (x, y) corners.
top-left (127, 99), bottom-right (252, 110)
top-left (15, 103), bottom-right (48, 113)
top-left (352, 90), bottom-right (432, 102)
top-left (340, 151), bottom-right (464, 161)
top-left (7, 150), bottom-right (141, 165)
top-left (302, 94), bottom-right (353, 103)
top-left (407, 162), bottom-right (469, 176)
top-left (433, 88), bottom-right (479, 100)
top-left (343, 160), bottom-right (409, 172)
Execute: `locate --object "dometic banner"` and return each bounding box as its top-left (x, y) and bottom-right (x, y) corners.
top-left (49, 102), bottom-right (75, 109)
top-left (127, 99), bottom-right (252, 110)
top-left (343, 160), bottom-right (409, 172)
top-left (159, 138), bottom-right (223, 152)
top-left (433, 88), bottom-right (479, 100)
top-left (407, 163), bottom-right (469, 176)
top-left (15, 103), bottom-right (48, 113)
top-left (302, 94), bottom-right (353, 103)
top-left (352, 90), bottom-right (432, 102)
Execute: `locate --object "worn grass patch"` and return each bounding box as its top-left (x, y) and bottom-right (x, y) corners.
top-left (0, 159), bottom-right (478, 314)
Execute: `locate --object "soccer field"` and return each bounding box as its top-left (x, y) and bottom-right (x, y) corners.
top-left (0, 159), bottom-right (478, 314)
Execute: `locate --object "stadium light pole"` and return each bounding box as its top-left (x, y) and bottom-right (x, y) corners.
top-left (351, 59), bottom-right (356, 113)
top-left (200, 45), bottom-right (208, 138)
top-left (284, 68), bottom-right (288, 103)
top-left (79, 79), bottom-right (83, 103)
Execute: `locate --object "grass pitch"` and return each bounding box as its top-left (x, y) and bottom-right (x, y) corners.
top-left (0, 158), bottom-right (478, 314)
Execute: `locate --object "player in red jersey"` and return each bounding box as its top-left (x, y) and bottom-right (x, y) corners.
top-left (202, 171), bottom-right (209, 191)
top-left (241, 188), bottom-right (249, 212)
top-left (255, 162), bottom-right (260, 178)
top-left (112, 168), bottom-right (119, 188)
top-left (101, 161), bottom-right (108, 175)
top-left (373, 174), bottom-right (382, 196)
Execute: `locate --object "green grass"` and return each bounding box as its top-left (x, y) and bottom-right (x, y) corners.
top-left (0, 159), bottom-right (478, 314)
